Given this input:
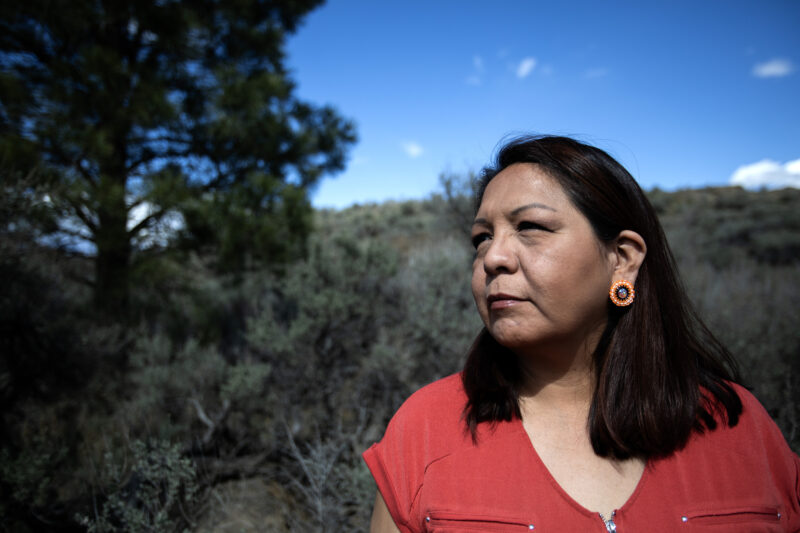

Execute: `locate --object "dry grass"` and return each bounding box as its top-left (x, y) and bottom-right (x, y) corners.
top-left (196, 479), bottom-right (290, 533)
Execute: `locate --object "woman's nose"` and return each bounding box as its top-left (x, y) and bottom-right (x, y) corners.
top-left (482, 234), bottom-right (518, 275)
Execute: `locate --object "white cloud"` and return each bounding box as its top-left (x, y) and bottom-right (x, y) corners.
top-left (516, 57), bottom-right (537, 78)
top-left (752, 58), bottom-right (794, 78)
top-left (402, 141), bottom-right (424, 158)
top-left (466, 55), bottom-right (485, 85)
top-left (730, 158), bottom-right (800, 189)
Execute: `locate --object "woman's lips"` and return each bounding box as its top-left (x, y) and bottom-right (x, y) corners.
top-left (488, 294), bottom-right (524, 310)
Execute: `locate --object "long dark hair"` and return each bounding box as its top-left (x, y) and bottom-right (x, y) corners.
top-left (462, 135), bottom-right (743, 459)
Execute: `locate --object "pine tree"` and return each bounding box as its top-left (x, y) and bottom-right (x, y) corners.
top-left (0, 0), bottom-right (356, 318)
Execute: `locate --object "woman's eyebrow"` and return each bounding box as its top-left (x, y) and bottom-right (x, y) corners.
top-left (473, 203), bottom-right (557, 226)
top-left (511, 202), bottom-right (557, 215)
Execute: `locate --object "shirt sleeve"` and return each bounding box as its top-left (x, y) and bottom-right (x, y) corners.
top-left (363, 399), bottom-right (426, 533)
top-left (795, 453), bottom-right (800, 506)
top-left (362, 374), bottom-right (466, 533)
top-left (735, 384), bottom-right (800, 529)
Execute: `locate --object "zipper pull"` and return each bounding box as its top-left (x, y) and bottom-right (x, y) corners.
top-left (599, 511), bottom-right (617, 532)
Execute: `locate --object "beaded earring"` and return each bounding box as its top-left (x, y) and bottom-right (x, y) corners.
top-left (609, 279), bottom-right (635, 307)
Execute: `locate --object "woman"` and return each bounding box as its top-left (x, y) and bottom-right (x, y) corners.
top-left (363, 136), bottom-right (800, 532)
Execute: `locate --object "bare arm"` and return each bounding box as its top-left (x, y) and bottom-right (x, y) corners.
top-left (370, 491), bottom-right (402, 533)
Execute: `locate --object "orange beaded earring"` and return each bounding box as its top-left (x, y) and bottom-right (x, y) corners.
top-left (609, 279), bottom-right (635, 307)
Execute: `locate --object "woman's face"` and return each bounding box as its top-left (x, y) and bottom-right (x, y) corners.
top-left (471, 163), bottom-right (616, 358)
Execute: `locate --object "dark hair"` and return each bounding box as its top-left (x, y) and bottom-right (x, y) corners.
top-left (462, 135), bottom-right (743, 459)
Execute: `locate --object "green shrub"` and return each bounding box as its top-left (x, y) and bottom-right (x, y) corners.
top-left (77, 440), bottom-right (199, 533)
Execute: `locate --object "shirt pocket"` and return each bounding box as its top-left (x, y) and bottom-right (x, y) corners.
top-left (424, 510), bottom-right (536, 532)
top-left (680, 504), bottom-right (783, 532)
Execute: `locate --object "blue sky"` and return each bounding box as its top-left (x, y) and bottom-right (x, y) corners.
top-left (286, 1), bottom-right (800, 208)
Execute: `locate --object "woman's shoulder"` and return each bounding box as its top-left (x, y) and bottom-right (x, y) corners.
top-left (727, 382), bottom-right (783, 433)
top-left (362, 373), bottom-right (472, 528)
top-left (369, 372), bottom-right (473, 464)
top-left (398, 372), bottom-right (466, 412)
top-left (691, 382), bottom-right (797, 467)
top-left (732, 384), bottom-right (799, 462)
top-left (384, 373), bottom-right (467, 436)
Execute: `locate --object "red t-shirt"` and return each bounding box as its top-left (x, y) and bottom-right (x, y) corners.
top-left (363, 373), bottom-right (800, 532)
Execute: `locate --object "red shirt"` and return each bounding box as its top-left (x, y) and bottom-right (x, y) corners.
top-left (363, 373), bottom-right (800, 532)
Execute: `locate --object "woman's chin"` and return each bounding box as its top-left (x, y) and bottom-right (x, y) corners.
top-left (488, 326), bottom-right (569, 357)
top-left (488, 328), bottom-right (538, 351)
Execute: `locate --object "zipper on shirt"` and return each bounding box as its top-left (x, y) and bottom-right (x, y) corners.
top-left (599, 511), bottom-right (617, 532)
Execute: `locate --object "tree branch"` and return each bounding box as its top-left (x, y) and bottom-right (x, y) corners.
top-left (190, 397), bottom-right (231, 448)
top-left (53, 225), bottom-right (93, 241)
top-left (126, 147), bottom-right (192, 174)
top-left (127, 208), bottom-right (166, 237)
top-left (62, 196), bottom-right (98, 233)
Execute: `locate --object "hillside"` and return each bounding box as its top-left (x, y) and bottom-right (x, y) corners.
top-left (2, 184), bottom-right (798, 531)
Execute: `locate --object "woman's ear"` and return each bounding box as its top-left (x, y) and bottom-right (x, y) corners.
top-left (611, 230), bottom-right (647, 285)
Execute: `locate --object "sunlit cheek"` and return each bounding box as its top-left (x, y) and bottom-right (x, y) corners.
top-left (470, 260), bottom-right (483, 287)
top-left (470, 282), bottom-right (482, 310)
top-left (470, 274), bottom-right (487, 318)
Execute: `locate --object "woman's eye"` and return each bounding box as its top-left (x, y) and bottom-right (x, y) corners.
top-left (518, 221), bottom-right (549, 232)
top-left (471, 233), bottom-right (490, 249)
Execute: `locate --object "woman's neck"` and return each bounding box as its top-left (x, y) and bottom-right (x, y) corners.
top-left (516, 345), bottom-right (596, 420)
top-left (521, 373), bottom-right (593, 421)
top-left (513, 319), bottom-right (605, 414)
